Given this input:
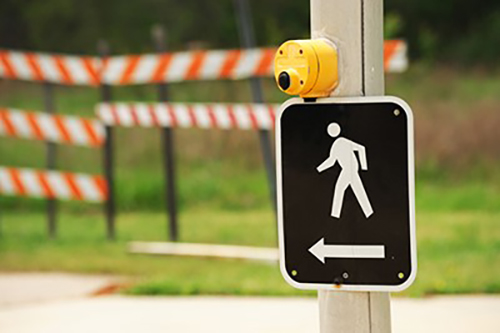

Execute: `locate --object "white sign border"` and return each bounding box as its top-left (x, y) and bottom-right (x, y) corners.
top-left (275, 96), bottom-right (417, 292)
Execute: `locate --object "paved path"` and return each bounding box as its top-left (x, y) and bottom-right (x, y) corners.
top-left (0, 273), bottom-right (119, 307)
top-left (0, 273), bottom-right (499, 332)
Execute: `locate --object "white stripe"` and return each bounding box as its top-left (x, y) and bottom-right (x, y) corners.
top-left (90, 119), bottom-right (105, 141)
top-left (102, 56), bottom-right (127, 84)
top-left (8, 52), bottom-right (32, 80)
top-left (131, 55), bottom-right (158, 84)
top-left (155, 104), bottom-right (171, 127)
top-left (164, 52), bottom-right (192, 82)
top-left (19, 169), bottom-right (43, 197)
top-left (232, 49), bottom-right (261, 79)
top-left (232, 104), bottom-right (252, 129)
top-left (8, 111), bottom-right (32, 137)
top-left (172, 104), bottom-right (191, 128)
top-left (252, 104), bottom-right (272, 130)
top-left (213, 104), bottom-right (232, 129)
top-left (36, 113), bottom-right (61, 142)
top-left (116, 103), bottom-right (135, 126)
top-left (388, 42), bottom-right (408, 73)
top-left (64, 57), bottom-right (88, 84)
top-left (36, 55), bottom-right (61, 82)
top-left (96, 104), bottom-right (115, 125)
top-left (135, 103), bottom-right (154, 127)
top-left (46, 171), bottom-right (71, 200)
top-left (63, 118), bottom-right (86, 145)
top-left (0, 168), bottom-right (15, 195)
top-left (198, 51), bottom-right (226, 80)
top-left (74, 175), bottom-right (101, 202)
top-left (193, 104), bottom-right (211, 129)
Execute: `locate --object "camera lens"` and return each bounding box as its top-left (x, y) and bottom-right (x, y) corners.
top-left (278, 71), bottom-right (291, 90)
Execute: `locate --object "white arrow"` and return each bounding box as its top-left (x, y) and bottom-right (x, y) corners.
top-left (308, 238), bottom-right (385, 264)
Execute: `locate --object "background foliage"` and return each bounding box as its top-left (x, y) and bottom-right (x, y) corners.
top-left (1, 0), bottom-right (500, 65)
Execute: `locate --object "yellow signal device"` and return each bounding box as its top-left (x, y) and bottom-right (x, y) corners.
top-left (274, 39), bottom-right (338, 98)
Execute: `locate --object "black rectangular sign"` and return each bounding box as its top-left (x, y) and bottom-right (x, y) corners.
top-left (276, 96), bottom-right (416, 292)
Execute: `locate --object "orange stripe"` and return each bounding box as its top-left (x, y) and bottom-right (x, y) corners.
top-left (94, 176), bottom-right (108, 200)
top-left (187, 105), bottom-right (198, 127)
top-left (63, 173), bottom-right (83, 200)
top-left (185, 51), bottom-right (206, 80)
top-left (110, 104), bottom-right (121, 125)
top-left (268, 105), bottom-right (276, 128)
top-left (81, 120), bottom-right (102, 146)
top-left (227, 105), bottom-right (237, 128)
top-left (0, 110), bottom-right (17, 136)
top-left (149, 105), bottom-right (160, 126)
top-left (206, 105), bottom-right (218, 128)
top-left (53, 116), bottom-right (73, 144)
top-left (130, 104), bottom-right (140, 125)
top-left (383, 40), bottom-right (399, 69)
top-left (119, 55), bottom-right (141, 85)
top-left (82, 57), bottom-right (101, 85)
top-left (8, 168), bottom-right (26, 196)
top-left (26, 113), bottom-right (45, 140)
top-left (25, 53), bottom-right (45, 81)
top-left (53, 56), bottom-right (73, 84)
top-left (255, 49), bottom-right (275, 76)
top-left (0, 52), bottom-right (17, 78)
top-left (219, 50), bottom-right (241, 78)
top-left (247, 105), bottom-right (259, 130)
top-left (167, 104), bottom-right (177, 128)
top-left (151, 53), bottom-right (173, 82)
top-left (37, 171), bottom-right (55, 199)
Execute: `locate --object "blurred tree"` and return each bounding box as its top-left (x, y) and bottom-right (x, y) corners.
top-left (385, 0), bottom-right (500, 65)
top-left (0, 0), bottom-right (498, 66)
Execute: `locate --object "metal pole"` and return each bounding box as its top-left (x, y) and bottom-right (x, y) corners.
top-left (98, 40), bottom-right (116, 240)
top-left (233, 0), bottom-right (277, 212)
top-left (312, 0), bottom-right (391, 332)
top-left (152, 25), bottom-right (179, 242)
top-left (43, 82), bottom-right (57, 239)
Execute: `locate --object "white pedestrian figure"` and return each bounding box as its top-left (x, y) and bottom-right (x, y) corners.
top-left (317, 122), bottom-right (374, 219)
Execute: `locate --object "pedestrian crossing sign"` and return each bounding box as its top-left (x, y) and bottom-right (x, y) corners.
top-left (276, 96), bottom-right (417, 292)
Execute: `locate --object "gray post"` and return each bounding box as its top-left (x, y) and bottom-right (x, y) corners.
top-left (233, 0), bottom-right (277, 212)
top-left (152, 25), bottom-right (179, 242)
top-left (311, 0), bottom-right (392, 332)
top-left (98, 40), bottom-right (116, 240)
top-left (43, 82), bottom-right (57, 239)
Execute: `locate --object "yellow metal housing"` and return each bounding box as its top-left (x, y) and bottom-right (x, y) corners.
top-left (274, 39), bottom-right (338, 98)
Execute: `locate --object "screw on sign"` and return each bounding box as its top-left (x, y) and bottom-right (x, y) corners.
top-left (275, 96), bottom-right (417, 292)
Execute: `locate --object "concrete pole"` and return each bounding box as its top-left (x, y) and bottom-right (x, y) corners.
top-left (311, 0), bottom-right (392, 332)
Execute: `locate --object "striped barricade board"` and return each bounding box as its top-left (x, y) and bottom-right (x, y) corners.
top-left (0, 108), bottom-right (105, 147)
top-left (101, 48), bottom-right (276, 85)
top-left (96, 102), bottom-right (280, 130)
top-left (0, 40), bottom-right (408, 85)
top-left (0, 50), bottom-right (101, 85)
top-left (0, 167), bottom-right (107, 202)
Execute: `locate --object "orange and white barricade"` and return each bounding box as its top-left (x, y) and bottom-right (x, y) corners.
top-left (0, 41), bottom-right (408, 86)
top-left (0, 108), bottom-right (105, 146)
top-left (0, 50), bottom-right (101, 85)
top-left (96, 102), bottom-right (280, 130)
top-left (0, 167), bottom-right (107, 202)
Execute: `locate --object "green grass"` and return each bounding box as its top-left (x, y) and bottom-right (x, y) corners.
top-left (1, 68), bottom-right (500, 297)
top-left (0, 199), bottom-right (499, 297)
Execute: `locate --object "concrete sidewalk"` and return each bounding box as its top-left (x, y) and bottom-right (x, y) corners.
top-left (0, 273), bottom-right (120, 307)
top-left (1, 295), bottom-right (499, 332)
top-left (0, 273), bottom-right (498, 332)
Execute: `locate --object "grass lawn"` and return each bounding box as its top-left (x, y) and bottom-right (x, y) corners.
top-left (0, 197), bottom-right (499, 297)
top-left (1, 68), bottom-right (500, 297)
